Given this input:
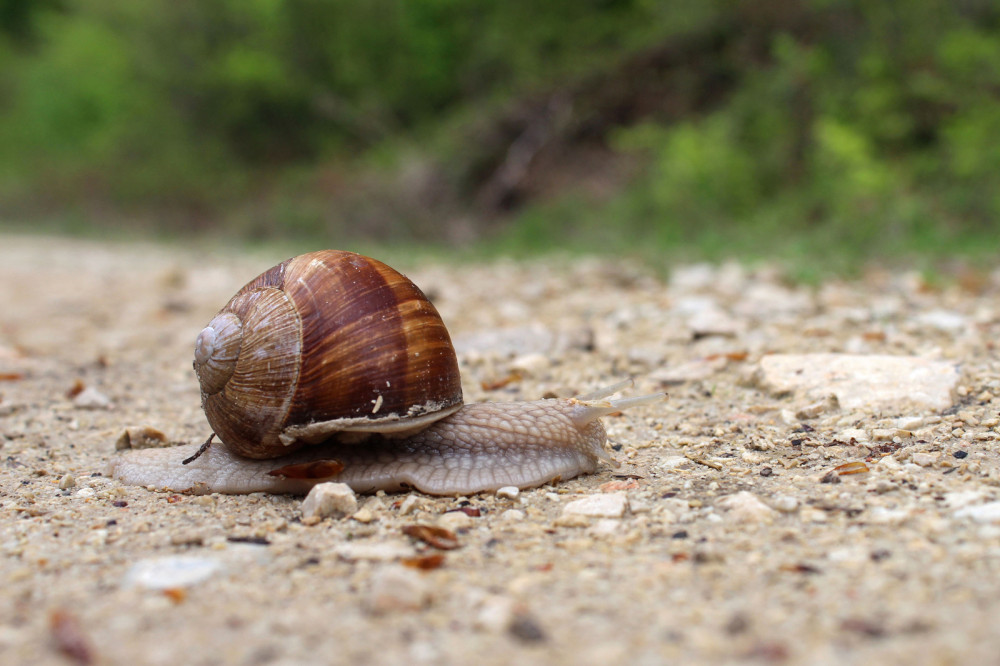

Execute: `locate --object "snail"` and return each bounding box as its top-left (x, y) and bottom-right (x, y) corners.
top-left (110, 250), bottom-right (663, 496)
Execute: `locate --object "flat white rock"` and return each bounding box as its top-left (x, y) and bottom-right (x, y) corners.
top-left (758, 353), bottom-right (959, 412)
top-left (914, 309), bottom-right (967, 332)
top-left (124, 555), bottom-right (223, 590)
top-left (561, 492), bottom-right (628, 518)
top-left (954, 502), bottom-right (1000, 524)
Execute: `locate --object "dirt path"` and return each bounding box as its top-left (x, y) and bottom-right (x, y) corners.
top-left (2, 234), bottom-right (999, 665)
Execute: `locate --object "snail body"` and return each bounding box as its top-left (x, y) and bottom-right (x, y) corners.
top-left (111, 250), bottom-right (663, 496)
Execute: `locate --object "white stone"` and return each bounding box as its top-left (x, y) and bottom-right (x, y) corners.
top-left (868, 507), bottom-right (911, 525)
top-left (474, 594), bottom-right (517, 632)
top-left (827, 546), bottom-right (868, 564)
top-left (758, 353), bottom-right (959, 412)
top-left (955, 501), bottom-right (1000, 524)
top-left (301, 482), bottom-right (357, 521)
top-left (914, 309), bottom-right (967, 332)
top-left (499, 509), bottom-right (526, 522)
top-left (795, 395), bottom-right (838, 419)
top-left (658, 456), bottom-right (691, 470)
top-left (943, 490), bottom-right (986, 509)
top-left (561, 493), bottom-right (628, 518)
top-left (717, 491), bottom-right (775, 523)
top-left (124, 556), bottom-right (222, 589)
top-left (73, 386), bottom-right (111, 409)
top-left (837, 428), bottom-right (869, 443)
top-left (438, 510), bottom-right (473, 531)
top-left (911, 452), bottom-right (939, 467)
top-left (895, 415), bottom-right (931, 430)
top-left (770, 495), bottom-right (800, 513)
top-left (366, 565), bottom-right (429, 613)
top-left (398, 494), bottom-right (423, 516)
top-left (496, 486), bottom-right (520, 500)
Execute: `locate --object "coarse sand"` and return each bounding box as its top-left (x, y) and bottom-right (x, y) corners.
top-left (2, 235), bottom-right (1000, 665)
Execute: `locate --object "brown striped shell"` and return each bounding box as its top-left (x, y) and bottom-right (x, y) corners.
top-left (192, 250), bottom-right (464, 459)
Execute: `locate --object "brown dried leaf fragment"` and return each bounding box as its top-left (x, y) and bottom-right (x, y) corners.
top-left (401, 524), bottom-right (460, 550)
top-left (834, 461), bottom-right (870, 476)
top-left (401, 553), bottom-right (446, 570)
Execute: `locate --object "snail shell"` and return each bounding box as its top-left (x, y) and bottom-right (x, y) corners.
top-left (193, 250), bottom-right (463, 458)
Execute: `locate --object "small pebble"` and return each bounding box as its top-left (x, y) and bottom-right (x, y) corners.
top-left (124, 556), bottom-right (222, 589)
top-left (499, 509), bottom-right (526, 522)
top-left (474, 595), bottom-right (517, 632)
top-left (398, 495), bottom-right (423, 516)
top-left (838, 428), bottom-right (869, 443)
top-left (911, 452), bottom-right (939, 467)
top-left (366, 565), bottom-right (429, 613)
top-left (351, 507), bottom-right (377, 524)
top-left (795, 395), bottom-right (837, 419)
top-left (437, 510), bottom-right (473, 532)
top-left (717, 491), bottom-right (775, 523)
top-left (561, 493), bottom-right (628, 518)
top-left (771, 495), bottom-right (800, 513)
top-left (896, 416), bottom-right (929, 430)
top-left (508, 611), bottom-right (547, 643)
top-left (301, 482), bottom-right (358, 523)
top-left (954, 450), bottom-right (969, 459)
top-left (58, 473), bottom-right (75, 490)
top-left (496, 486), bottom-right (520, 500)
top-left (72, 387), bottom-right (111, 410)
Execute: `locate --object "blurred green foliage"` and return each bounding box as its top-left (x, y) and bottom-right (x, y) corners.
top-left (1, 0), bottom-right (998, 265)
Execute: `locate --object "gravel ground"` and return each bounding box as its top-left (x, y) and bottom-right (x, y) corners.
top-left (2, 234), bottom-right (1000, 665)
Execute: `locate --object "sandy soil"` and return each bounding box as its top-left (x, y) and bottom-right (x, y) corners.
top-left (2, 234), bottom-right (999, 665)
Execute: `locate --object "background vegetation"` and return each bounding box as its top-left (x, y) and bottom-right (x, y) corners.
top-left (1, 0), bottom-right (998, 269)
